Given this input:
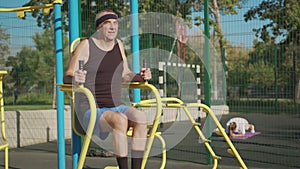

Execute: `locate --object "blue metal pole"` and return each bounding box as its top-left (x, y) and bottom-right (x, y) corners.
top-left (53, 1), bottom-right (65, 169)
top-left (130, 0), bottom-right (141, 103)
top-left (69, 0), bottom-right (81, 169)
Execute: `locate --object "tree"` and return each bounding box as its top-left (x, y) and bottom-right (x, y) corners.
top-left (244, 0), bottom-right (300, 44)
top-left (22, 0), bottom-right (147, 35)
top-left (248, 60), bottom-right (275, 89)
top-left (244, 0), bottom-right (300, 99)
top-left (226, 44), bottom-right (251, 86)
top-left (6, 27), bottom-right (69, 106)
top-left (33, 27), bottom-right (69, 107)
top-left (192, 0), bottom-right (248, 50)
top-left (22, 0), bottom-right (67, 30)
top-left (6, 47), bottom-right (40, 94)
top-left (0, 24), bottom-right (10, 68)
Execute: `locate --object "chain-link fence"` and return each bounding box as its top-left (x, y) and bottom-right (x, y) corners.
top-left (1, 0), bottom-right (299, 168)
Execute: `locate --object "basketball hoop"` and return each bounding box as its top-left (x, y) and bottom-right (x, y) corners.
top-left (176, 20), bottom-right (188, 44)
top-left (176, 20), bottom-right (188, 63)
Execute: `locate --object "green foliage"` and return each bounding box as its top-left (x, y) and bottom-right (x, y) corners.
top-left (0, 24), bottom-right (10, 68)
top-left (5, 105), bottom-right (53, 111)
top-left (4, 91), bottom-right (53, 105)
top-left (23, 0), bottom-right (194, 37)
top-left (244, 0), bottom-right (300, 44)
top-left (248, 60), bottom-right (274, 88)
top-left (226, 44), bottom-right (251, 86)
top-left (192, 0), bottom-right (244, 16)
top-left (249, 40), bottom-right (296, 88)
top-left (193, 0), bottom-right (248, 49)
top-left (4, 91), bottom-right (70, 106)
top-left (4, 27), bottom-right (69, 106)
top-left (5, 46), bottom-right (49, 94)
top-left (6, 47), bottom-right (38, 95)
top-left (23, 0), bottom-right (67, 29)
top-left (227, 98), bottom-right (298, 114)
top-left (13, 0), bottom-right (298, 115)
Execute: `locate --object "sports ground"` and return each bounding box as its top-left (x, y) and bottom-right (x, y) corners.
top-left (1, 112), bottom-right (299, 169)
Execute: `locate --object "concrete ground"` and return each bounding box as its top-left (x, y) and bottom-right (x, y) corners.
top-left (1, 112), bottom-right (299, 169)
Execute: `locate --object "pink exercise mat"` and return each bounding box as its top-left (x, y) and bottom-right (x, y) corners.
top-left (215, 132), bottom-right (261, 140)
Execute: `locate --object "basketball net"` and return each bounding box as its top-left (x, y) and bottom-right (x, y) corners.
top-left (176, 20), bottom-right (188, 63)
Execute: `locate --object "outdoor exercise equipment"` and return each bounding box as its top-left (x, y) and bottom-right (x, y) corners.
top-left (58, 38), bottom-right (166, 169)
top-left (1, 1), bottom-right (248, 169)
top-left (0, 3), bottom-right (53, 18)
top-left (135, 97), bottom-right (248, 169)
top-left (59, 80), bottom-right (248, 169)
top-left (60, 38), bottom-right (247, 169)
top-left (58, 81), bottom-right (166, 169)
top-left (0, 71), bottom-right (8, 169)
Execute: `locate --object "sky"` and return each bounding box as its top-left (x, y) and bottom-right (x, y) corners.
top-left (220, 0), bottom-right (268, 48)
top-left (0, 0), bottom-right (43, 57)
top-left (190, 0), bottom-right (268, 48)
top-left (0, 0), bottom-right (267, 58)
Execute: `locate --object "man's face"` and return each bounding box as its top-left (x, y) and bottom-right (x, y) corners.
top-left (98, 17), bottom-right (119, 41)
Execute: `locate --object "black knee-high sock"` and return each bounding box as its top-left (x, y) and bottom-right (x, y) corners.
top-left (131, 150), bottom-right (144, 169)
top-left (117, 157), bottom-right (128, 169)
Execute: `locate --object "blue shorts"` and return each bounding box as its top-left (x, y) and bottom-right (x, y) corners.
top-left (83, 104), bottom-right (130, 140)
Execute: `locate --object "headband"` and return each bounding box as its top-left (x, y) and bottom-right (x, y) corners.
top-left (95, 14), bottom-right (118, 28)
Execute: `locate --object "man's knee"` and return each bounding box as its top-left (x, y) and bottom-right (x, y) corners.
top-left (103, 111), bottom-right (128, 131)
top-left (134, 109), bottom-right (147, 125)
top-left (115, 113), bottom-right (128, 131)
top-left (126, 108), bottom-right (147, 124)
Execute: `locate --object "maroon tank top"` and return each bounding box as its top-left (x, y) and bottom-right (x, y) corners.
top-left (75, 38), bottom-right (124, 118)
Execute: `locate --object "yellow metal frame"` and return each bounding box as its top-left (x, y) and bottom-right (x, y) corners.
top-left (62, 38), bottom-right (246, 169)
top-left (122, 82), bottom-right (165, 169)
top-left (58, 84), bottom-right (96, 169)
top-left (58, 82), bottom-right (165, 169)
top-left (140, 97), bottom-right (248, 169)
top-left (154, 132), bottom-right (166, 168)
top-left (0, 3), bottom-right (54, 18)
top-left (59, 82), bottom-right (248, 169)
top-left (185, 102), bottom-right (247, 169)
top-left (0, 71), bottom-right (8, 169)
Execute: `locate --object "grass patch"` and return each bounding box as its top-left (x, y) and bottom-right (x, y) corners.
top-left (5, 105), bottom-right (54, 111)
top-left (227, 98), bottom-right (298, 114)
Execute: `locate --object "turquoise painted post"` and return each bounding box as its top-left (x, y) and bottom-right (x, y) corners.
top-left (69, 0), bottom-right (81, 169)
top-left (53, 1), bottom-right (65, 169)
top-left (130, 0), bottom-right (141, 103)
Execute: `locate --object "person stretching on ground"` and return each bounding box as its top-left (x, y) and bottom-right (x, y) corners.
top-left (226, 117), bottom-right (255, 137)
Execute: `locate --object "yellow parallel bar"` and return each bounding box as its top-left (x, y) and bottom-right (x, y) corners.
top-left (126, 130), bottom-right (166, 169)
top-left (0, 4), bottom-right (53, 12)
top-left (130, 96), bottom-right (247, 169)
top-left (123, 82), bottom-right (163, 169)
top-left (0, 3), bottom-right (53, 18)
top-left (0, 143), bottom-right (8, 150)
top-left (70, 38), bottom-right (81, 53)
top-left (60, 82), bottom-right (163, 169)
top-left (0, 71), bottom-right (8, 142)
top-left (53, 0), bottom-right (62, 4)
top-left (0, 71), bottom-right (8, 169)
top-left (157, 97), bottom-right (220, 169)
top-left (186, 103), bottom-right (248, 169)
top-left (181, 105), bottom-right (219, 169)
top-left (154, 133), bottom-right (166, 169)
top-left (57, 84), bottom-right (96, 169)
